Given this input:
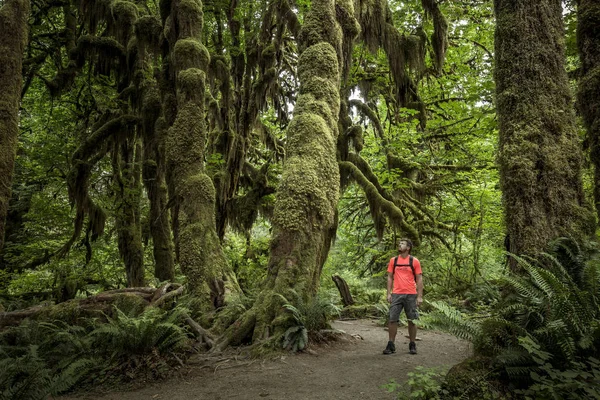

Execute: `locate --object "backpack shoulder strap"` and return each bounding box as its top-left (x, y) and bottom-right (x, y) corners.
top-left (409, 255), bottom-right (416, 280)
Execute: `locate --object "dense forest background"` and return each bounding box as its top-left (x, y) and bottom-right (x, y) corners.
top-left (0, 0), bottom-right (599, 398)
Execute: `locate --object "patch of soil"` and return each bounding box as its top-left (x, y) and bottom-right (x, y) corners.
top-left (64, 319), bottom-right (470, 400)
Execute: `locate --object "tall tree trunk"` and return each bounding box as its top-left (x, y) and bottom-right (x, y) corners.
top-left (113, 137), bottom-right (145, 287)
top-left (216, 0), bottom-right (359, 348)
top-left (494, 0), bottom-right (593, 259)
top-left (141, 83), bottom-right (175, 282)
top-left (577, 0), bottom-right (600, 222)
top-left (163, 0), bottom-right (240, 306)
top-left (0, 0), bottom-right (30, 252)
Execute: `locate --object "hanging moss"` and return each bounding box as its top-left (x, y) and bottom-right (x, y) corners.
top-left (111, 0), bottom-right (139, 44)
top-left (420, 0), bottom-right (448, 72)
top-left (177, 0), bottom-right (204, 39)
top-left (135, 15), bottom-right (163, 56)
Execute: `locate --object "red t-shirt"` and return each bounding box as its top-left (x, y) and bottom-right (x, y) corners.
top-left (387, 256), bottom-right (422, 294)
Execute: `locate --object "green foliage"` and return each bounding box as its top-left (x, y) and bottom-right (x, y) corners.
top-left (381, 366), bottom-right (450, 400)
top-left (425, 241), bottom-right (600, 397)
top-left (279, 293), bottom-right (341, 351)
top-left (90, 306), bottom-right (190, 358)
top-left (421, 301), bottom-right (481, 342)
top-left (0, 304), bottom-right (192, 397)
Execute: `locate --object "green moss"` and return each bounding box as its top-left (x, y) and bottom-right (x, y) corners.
top-left (299, 0), bottom-right (341, 52)
top-left (173, 38), bottom-right (210, 73)
top-left (297, 42), bottom-right (339, 84)
top-left (335, 0), bottom-right (360, 37)
top-left (182, 174), bottom-right (215, 206)
top-left (36, 300), bottom-right (84, 324)
top-left (178, 0), bottom-right (204, 39)
top-left (299, 77), bottom-right (340, 111)
top-left (135, 15), bottom-right (162, 54)
top-left (177, 68), bottom-right (206, 103)
top-left (112, 1), bottom-right (138, 24)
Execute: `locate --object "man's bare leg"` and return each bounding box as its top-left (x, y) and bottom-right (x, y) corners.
top-left (388, 321), bottom-right (398, 341)
top-left (408, 321), bottom-right (416, 341)
top-left (408, 321), bottom-right (417, 354)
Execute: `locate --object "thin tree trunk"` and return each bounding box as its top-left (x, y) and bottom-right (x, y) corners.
top-left (577, 0), bottom-right (600, 222)
top-left (141, 86), bottom-right (175, 282)
top-left (0, 0), bottom-right (30, 251)
top-left (494, 0), bottom-right (593, 261)
top-left (113, 137), bottom-right (145, 287)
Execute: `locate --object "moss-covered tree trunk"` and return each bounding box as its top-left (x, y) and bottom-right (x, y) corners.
top-left (113, 137), bottom-right (145, 287)
top-left (142, 95), bottom-right (175, 282)
top-left (494, 0), bottom-right (593, 259)
top-left (0, 0), bottom-right (29, 251)
top-left (216, 0), bottom-right (359, 348)
top-left (577, 0), bottom-right (600, 222)
top-left (163, 0), bottom-right (239, 306)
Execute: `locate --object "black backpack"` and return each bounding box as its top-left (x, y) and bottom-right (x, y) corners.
top-left (393, 255), bottom-right (416, 281)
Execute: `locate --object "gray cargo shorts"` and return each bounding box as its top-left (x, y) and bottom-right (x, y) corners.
top-left (389, 293), bottom-right (419, 322)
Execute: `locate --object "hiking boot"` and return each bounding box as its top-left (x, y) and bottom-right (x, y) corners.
top-left (409, 341), bottom-right (417, 355)
top-left (383, 341), bottom-right (396, 355)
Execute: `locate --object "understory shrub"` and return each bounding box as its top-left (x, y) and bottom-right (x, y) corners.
top-left (423, 238), bottom-right (600, 399)
top-left (0, 304), bottom-right (193, 399)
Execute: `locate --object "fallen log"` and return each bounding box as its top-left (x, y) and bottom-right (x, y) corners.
top-left (0, 284), bottom-right (184, 329)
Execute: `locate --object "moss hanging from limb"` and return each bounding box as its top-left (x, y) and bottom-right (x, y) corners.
top-left (495, 0), bottom-right (595, 259)
top-left (59, 115), bottom-right (139, 257)
top-left (420, 0), bottom-right (448, 73)
top-left (577, 0), bottom-right (600, 222)
top-left (0, 0), bottom-right (29, 252)
top-left (164, 0), bottom-right (240, 305)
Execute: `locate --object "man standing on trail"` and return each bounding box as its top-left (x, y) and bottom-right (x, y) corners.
top-left (383, 239), bottom-right (423, 355)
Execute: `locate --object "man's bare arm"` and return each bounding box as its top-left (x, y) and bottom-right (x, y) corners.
top-left (416, 274), bottom-right (423, 306)
top-left (387, 272), bottom-right (393, 303)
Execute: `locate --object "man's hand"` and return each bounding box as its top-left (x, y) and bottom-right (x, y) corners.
top-left (387, 293), bottom-right (392, 303)
top-left (417, 296), bottom-right (423, 307)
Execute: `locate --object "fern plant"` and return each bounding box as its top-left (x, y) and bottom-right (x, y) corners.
top-left (278, 292), bottom-right (341, 351)
top-left (426, 239), bottom-right (600, 397)
top-left (0, 345), bottom-right (96, 400)
top-left (90, 305), bottom-right (191, 358)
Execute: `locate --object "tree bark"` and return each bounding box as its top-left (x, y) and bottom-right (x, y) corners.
top-left (163, 0), bottom-right (240, 306)
top-left (577, 0), bottom-right (600, 223)
top-left (215, 0), bottom-right (359, 349)
top-left (113, 137), bottom-right (145, 287)
top-left (494, 0), bottom-right (594, 260)
top-left (332, 275), bottom-right (355, 306)
top-left (0, 0), bottom-right (30, 252)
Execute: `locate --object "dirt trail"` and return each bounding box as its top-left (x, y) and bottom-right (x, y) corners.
top-left (66, 319), bottom-right (470, 400)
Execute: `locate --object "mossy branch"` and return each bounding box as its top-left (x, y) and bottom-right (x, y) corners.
top-left (72, 115), bottom-right (140, 162)
top-left (348, 99), bottom-right (385, 140)
top-left (339, 161), bottom-right (419, 243)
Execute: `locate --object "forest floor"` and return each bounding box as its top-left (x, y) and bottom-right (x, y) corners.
top-left (62, 319), bottom-right (470, 400)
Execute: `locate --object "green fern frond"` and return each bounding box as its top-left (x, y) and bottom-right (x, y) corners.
top-left (424, 301), bottom-right (480, 341)
top-left (49, 358), bottom-right (98, 395)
